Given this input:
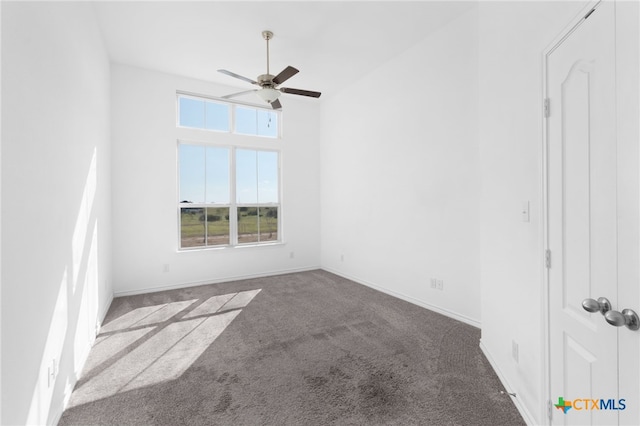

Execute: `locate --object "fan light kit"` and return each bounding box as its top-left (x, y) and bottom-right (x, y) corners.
top-left (256, 87), bottom-right (280, 103)
top-left (218, 30), bottom-right (321, 110)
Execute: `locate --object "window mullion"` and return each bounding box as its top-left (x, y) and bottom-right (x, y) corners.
top-left (203, 100), bottom-right (206, 129)
top-left (278, 153), bottom-right (282, 242)
top-left (230, 104), bottom-right (235, 135)
top-left (230, 147), bottom-right (238, 245)
top-left (203, 147), bottom-right (208, 245)
top-left (255, 150), bottom-right (260, 242)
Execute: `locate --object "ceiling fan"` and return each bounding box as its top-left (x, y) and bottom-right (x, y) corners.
top-left (218, 30), bottom-right (321, 110)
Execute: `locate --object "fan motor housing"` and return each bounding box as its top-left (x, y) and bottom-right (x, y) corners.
top-left (257, 74), bottom-right (275, 86)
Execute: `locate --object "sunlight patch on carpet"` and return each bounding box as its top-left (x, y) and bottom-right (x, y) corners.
top-left (68, 289), bottom-right (261, 407)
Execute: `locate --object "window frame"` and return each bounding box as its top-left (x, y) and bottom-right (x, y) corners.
top-left (177, 141), bottom-right (282, 250)
top-left (176, 91), bottom-right (281, 139)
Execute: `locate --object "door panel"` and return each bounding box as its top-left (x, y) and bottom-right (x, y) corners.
top-left (561, 61), bottom-right (592, 323)
top-left (564, 335), bottom-right (596, 425)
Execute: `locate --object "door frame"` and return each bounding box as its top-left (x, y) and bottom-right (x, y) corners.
top-left (541, 1), bottom-right (603, 424)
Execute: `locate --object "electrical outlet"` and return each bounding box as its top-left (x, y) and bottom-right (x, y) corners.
top-left (47, 358), bottom-right (57, 388)
top-left (431, 278), bottom-right (444, 290)
top-left (512, 340), bottom-right (519, 363)
top-left (163, 263), bottom-right (170, 273)
top-left (289, 251), bottom-right (295, 259)
top-left (340, 254), bottom-right (344, 262)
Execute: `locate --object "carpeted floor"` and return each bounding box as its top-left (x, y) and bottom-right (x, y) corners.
top-left (59, 270), bottom-right (525, 425)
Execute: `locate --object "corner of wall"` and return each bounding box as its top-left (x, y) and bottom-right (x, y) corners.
top-left (319, 5), bottom-right (481, 326)
top-left (479, 340), bottom-right (537, 425)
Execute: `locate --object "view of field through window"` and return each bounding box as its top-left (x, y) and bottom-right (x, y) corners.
top-left (179, 205), bottom-right (278, 248)
top-left (180, 207), bottom-right (230, 247)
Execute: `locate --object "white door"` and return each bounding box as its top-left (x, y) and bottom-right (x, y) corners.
top-left (547, 1), bottom-right (635, 425)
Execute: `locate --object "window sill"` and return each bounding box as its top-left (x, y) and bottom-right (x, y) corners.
top-left (177, 241), bottom-right (285, 253)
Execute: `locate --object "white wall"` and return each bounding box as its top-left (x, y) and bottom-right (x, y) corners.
top-left (1, 2), bottom-right (112, 425)
top-left (110, 64), bottom-right (321, 295)
top-left (477, 1), bottom-right (590, 423)
top-left (319, 8), bottom-right (480, 326)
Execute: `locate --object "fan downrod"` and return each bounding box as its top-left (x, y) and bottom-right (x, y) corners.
top-left (262, 31), bottom-right (274, 76)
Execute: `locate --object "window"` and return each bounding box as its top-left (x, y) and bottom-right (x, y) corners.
top-left (177, 93), bottom-right (278, 138)
top-left (178, 144), bottom-right (280, 249)
top-left (177, 92), bottom-right (281, 249)
top-left (236, 149), bottom-right (279, 244)
top-left (179, 145), bottom-right (231, 248)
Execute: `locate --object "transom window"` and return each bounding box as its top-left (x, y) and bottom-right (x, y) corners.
top-left (177, 93), bottom-right (278, 138)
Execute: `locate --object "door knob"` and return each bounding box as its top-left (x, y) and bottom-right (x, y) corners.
top-left (582, 297), bottom-right (612, 315)
top-left (604, 308), bottom-right (640, 331)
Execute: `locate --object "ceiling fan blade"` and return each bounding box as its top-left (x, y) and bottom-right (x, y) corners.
top-left (221, 89), bottom-right (257, 99)
top-left (280, 87), bottom-right (322, 98)
top-left (218, 69), bottom-right (258, 85)
top-left (272, 66), bottom-right (299, 85)
top-left (270, 98), bottom-right (283, 110)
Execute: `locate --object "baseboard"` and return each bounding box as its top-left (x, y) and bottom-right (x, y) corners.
top-left (479, 340), bottom-right (537, 426)
top-left (322, 267), bottom-right (481, 329)
top-left (113, 265), bottom-right (322, 297)
top-left (98, 291), bottom-right (114, 327)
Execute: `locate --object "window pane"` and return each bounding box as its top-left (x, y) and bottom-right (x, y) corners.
top-left (256, 110), bottom-right (278, 137)
top-left (206, 147), bottom-right (229, 204)
top-left (205, 101), bottom-right (230, 131)
top-left (257, 150), bottom-right (278, 203)
top-left (235, 106), bottom-right (278, 137)
top-left (235, 106), bottom-right (257, 135)
top-left (179, 144), bottom-right (205, 203)
top-left (179, 97), bottom-right (205, 128)
top-left (205, 207), bottom-right (230, 246)
top-left (259, 207), bottom-right (278, 242)
top-left (236, 149), bottom-right (257, 203)
top-left (181, 208), bottom-right (205, 248)
top-left (238, 207), bottom-right (259, 244)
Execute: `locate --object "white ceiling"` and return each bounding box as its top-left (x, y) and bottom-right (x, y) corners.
top-left (93, 1), bottom-right (476, 100)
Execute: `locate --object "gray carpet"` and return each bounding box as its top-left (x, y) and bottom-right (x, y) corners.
top-left (59, 270), bottom-right (525, 425)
